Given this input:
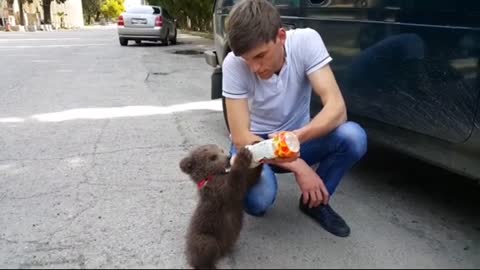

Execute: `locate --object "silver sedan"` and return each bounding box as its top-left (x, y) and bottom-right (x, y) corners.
top-left (117, 5), bottom-right (177, 46)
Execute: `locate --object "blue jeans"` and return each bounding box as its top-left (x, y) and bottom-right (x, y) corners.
top-left (229, 121), bottom-right (368, 216)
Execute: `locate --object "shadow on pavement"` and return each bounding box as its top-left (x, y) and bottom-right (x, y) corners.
top-left (353, 142), bottom-right (480, 231)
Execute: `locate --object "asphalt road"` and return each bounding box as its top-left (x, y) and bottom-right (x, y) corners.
top-left (0, 28), bottom-right (479, 269)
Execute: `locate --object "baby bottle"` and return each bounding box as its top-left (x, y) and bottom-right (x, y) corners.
top-left (236, 131), bottom-right (300, 168)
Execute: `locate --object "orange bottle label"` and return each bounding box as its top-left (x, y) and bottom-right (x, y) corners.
top-left (272, 131), bottom-right (299, 158)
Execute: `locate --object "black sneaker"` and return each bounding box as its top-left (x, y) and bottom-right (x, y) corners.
top-left (299, 196), bottom-right (351, 237)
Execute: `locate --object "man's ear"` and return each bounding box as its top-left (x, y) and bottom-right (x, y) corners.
top-left (278, 28), bottom-right (287, 43)
top-left (180, 156), bottom-right (194, 174)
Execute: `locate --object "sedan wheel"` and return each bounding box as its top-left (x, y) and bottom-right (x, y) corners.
top-left (119, 38), bottom-right (128, 46)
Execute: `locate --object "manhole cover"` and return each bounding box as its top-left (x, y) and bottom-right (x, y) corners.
top-left (173, 49), bottom-right (204, 55)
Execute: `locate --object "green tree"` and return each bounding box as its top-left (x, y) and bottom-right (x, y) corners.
top-left (82, 0), bottom-right (103, 24)
top-left (100, 0), bottom-right (124, 21)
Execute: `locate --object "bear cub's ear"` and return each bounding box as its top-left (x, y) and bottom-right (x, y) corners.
top-left (180, 156), bottom-right (194, 174)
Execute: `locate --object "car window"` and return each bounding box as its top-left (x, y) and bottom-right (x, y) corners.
top-left (222, 0), bottom-right (301, 8)
top-left (272, 0), bottom-right (300, 8)
top-left (126, 6), bottom-right (161, 15)
top-left (397, 0), bottom-right (480, 27)
top-left (226, 0), bottom-right (296, 7)
top-left (222, 0), bottom-right (241, 7)
top-left (309, 0), bottom-right (367, 8)
top-left (309, 0), bottom-right (327, 5)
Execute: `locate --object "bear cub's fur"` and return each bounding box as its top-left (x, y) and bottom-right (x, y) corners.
top-left (180, 144), bottom-right (262, 269)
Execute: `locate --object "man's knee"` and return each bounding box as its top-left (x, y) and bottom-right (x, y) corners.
top-left (244, 189), bottom-right (276, 217)
top-left (243, 161), bottom-right (277, 216)
top-left (336, 121), bottom-right (368, 161)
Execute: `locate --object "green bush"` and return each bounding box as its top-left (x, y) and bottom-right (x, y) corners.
top-left (101, 0), bottom-right (125, 21)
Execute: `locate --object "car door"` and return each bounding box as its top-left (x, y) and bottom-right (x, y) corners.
top-left (161, 8), bottom-right (174, 35)
top-left (300, 0), bottom-right (480, 143)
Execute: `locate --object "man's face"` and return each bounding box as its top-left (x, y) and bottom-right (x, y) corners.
top-left (241, 28), bottom-right (286, 80)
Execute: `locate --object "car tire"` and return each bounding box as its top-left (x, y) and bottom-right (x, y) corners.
top-left (211, 67), bottom-right (223, 100)
top-left (211, 68), bottom-right (230, 131)
top-left (171, 28), bottom-right (177, 45)
top-left (163, 30), bottom-right (169, 46)
top-left (119, 38), bottom-right (128, 46)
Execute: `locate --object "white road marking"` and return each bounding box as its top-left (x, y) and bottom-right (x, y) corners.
top-left (31, 59), bottom-right (59, 63)
top-left (0, 100), bottom-right (223, 123)
top-left (0, 117), bottom-right (24, 123)
top-left (0, 38), bottom-right (81, 42)
top-left (0, 43), bottom-right (110, 49)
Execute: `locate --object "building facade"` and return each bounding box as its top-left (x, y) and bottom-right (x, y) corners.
top-left (1, 0), bottom-right (84, 30)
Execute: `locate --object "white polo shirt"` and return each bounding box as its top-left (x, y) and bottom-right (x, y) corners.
top-left (222, 28), bottom-right (332, 135)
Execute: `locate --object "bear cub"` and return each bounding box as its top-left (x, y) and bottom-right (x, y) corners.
top-left (180, 144), bottom-right (262, 269)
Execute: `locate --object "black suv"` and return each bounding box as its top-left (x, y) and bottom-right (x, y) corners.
top-left (204, 0), bottom-right (480, 182)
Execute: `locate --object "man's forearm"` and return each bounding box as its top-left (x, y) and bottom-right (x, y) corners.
top-left (295, 102), bottom-right (347, 143)
top-left (225, 98), bottom-right (265, 151)
top-left (272, 157), bottom-right (311, 175)
top-left (297, 64), bottom-right (348, 143)
top-left (232, 132), bottom-right (264, 152)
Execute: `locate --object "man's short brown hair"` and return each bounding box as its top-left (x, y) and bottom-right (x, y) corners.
top-left (226, 0), bottom-right (282, 56)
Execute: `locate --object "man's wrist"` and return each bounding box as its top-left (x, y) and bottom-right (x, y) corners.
top-left (294, 125), bottom-right (312, 144)
top-left (274, 158), bottom-right (307, 174)
top-left (232, 133), bottom-right (264, 151)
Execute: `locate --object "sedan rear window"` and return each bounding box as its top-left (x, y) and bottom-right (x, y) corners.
top-left (126, 6), bottom-right (161, 15)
